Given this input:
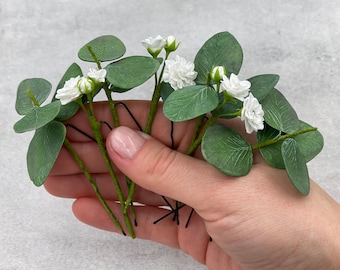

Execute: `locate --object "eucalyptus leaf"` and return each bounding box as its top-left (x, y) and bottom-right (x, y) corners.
top-left (249, 74), bottom-right (280, 101)
top-left (202, 123), bottom-right (252, 176)
top-left (14, 101), bottom-right (61, 133)
top-left (53, 63), bottom-right (82, 121)
top-left (27, 121), bottom-right (66, 186)
top-left (294, 121), bottom-right (324, 162)
top-left (257, 124), bottom-right (285, 169)
top-left (194, 32), bottom-right (243, 85)
top-left (106, 56), bottom-right (160, 90)
top-left (257, 121), bottom-right (323, 169)
top-left (163, 85), bottom-right (219, 122)
top-left (78, 35), bottom-right (126, 62)
top-left (281, 138), bottom-right (310, 195)
top-left (16, 78), bottom-right (52, 115)
top-left (262, 88), bottom-right (299, 133)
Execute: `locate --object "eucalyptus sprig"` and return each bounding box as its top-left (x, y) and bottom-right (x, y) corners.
top-left (14, 31), bottom-right (323, 238)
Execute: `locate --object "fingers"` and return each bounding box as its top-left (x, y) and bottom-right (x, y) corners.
top-left (72, 197), bottom-right (211, 265)
top-left (44, 173), bottom-right (168, 206)
top-left (106, 126), bottom-right (230, 209)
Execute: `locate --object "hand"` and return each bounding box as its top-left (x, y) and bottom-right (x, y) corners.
top-left (45, 100), bottom-right (340, 270)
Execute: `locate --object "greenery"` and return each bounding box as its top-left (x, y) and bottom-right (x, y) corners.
top-left (14, 32), bottom-right (324, 237)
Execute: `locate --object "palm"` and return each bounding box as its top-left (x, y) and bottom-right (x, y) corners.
top-left (45, 100), bottom-right (243, 269)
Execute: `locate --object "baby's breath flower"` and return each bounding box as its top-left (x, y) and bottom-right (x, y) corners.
top-left (88, 68), bottom-right (106, 83)
top-left (163, 55), bottom-right (198, 90)
top-left (78, 77), bottom-right (94, 94)
top-left (141, 35), bottom-right (166, 58)
top-left (241, 93), bottom-right (264, 134)
top-left (221, 73), bottom-right (251, 101)
top-left (211, 66), bottom-right (226, 83)
top-left (55, 76), bottom-right (82, 105)
top-left (165, 36), bottom-right (179, 52)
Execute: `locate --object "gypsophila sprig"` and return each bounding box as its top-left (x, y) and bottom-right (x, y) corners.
top-left (163, 55), bottom-right (198, 90)
top-left (14, 31), bottom-right (324, 239)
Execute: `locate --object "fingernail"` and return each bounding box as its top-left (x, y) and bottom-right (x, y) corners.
top-left (109, 126), bottom-right (146, 159)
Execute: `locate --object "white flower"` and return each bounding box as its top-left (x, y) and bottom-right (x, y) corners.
top-left (141, 35), bottom-right (166, 57)
top-left (77, 77), bottom-right (94, 94)
top-left (221, 73), bottom-right (251, 101)
top-left (88, 68), bottom-right (106, 83)
top-left (55, 76), bottom-right (82, 105)
top-left (211, 66), bottom-right (226, 82)
top-left (163, 55), bottom-right (198, 90)
top-left (165, 35), bottom-right (179, 52)
top-left (241, 93), bottom-right (264, 134)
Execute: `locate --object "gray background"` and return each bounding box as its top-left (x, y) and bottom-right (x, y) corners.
top-left (1, 0), bottom-right (340, 269)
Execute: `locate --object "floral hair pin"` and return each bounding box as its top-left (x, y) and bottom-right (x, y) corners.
top-left (14, 32), bottom-right (323, 238)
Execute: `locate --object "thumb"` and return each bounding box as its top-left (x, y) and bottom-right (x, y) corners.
top-left (106, 126), bottom-right (224, 208)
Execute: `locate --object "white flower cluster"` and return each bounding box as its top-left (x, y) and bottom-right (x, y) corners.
top-left (211, 66), bottom-right (264, 134)
top-left (163, 55), bottom-right (198, 90)
top-left (55, 68), bottom-right (106, 105)
top-left (142, 35), bottom-right (196, 90)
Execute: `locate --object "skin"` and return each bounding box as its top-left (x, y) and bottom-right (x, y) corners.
top-left (45, 100), bottom-right (340, 270)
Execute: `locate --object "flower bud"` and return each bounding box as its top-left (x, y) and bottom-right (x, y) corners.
top-left (211, 66), bottom-right (226, 83)
top-left (141, 35), bottom-right (166, 58)
top-left (165, 36), bottom-right (179, 52)
top-left (78, 77), bottom-right (95, 94)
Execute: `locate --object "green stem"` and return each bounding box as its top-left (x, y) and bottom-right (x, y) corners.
top-left (187, 116), bottom-right (218, 156)
top-left (87, 45), bottom-right (102, 70)
top-left (125, 55), bottom-right (170, 218)
top-left (63, 138), bottom-right (126, 235)
top-left (104, 86), bottom-right (120, 127)
top-left (252, 127), bottom-right (318, 150)
top-left (84, 100), bottom-right (136, 238)
top-left (26, 90), bottom-right (40, 107)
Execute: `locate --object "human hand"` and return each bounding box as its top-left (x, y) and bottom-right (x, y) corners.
top-left (45, 100), bottom-right (340, 270)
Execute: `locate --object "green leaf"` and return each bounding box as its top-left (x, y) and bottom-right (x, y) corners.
top-left (27, 121), bottom-right (66, 186)
top-left (257, 124), bottom-right (285, 169)
top-left (262, 88), bottom-right (299, 133)
top-left (294, 121), bottom-right (324, 162)
top-left (53, 63), bottom-right (82, 121)
top-left (16, 78), bottom-right (52, 115)
top-left (202, 123), bottom-right (253, 176)
top-left (257, 121), bottom-right (323, 169)
top-left (281, 138), bottom-right (310, 195)
top-left (14, 101), bottom-right (61, 133)
top-left (194, 32), bottom-right (243, 85)
top-left (160, 82), bottom-right (175, 101)
top-left (163, 85), bottom-right (219, 122)
top-left (78, 35), bottom-right (126, 62)
top-left (106, 56), bottom-right (160, 90)
top-left (249, 74), bottom-right (280, 101)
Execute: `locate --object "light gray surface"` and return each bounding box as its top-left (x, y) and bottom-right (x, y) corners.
top-left (1, 0), bottom-right (340, 269)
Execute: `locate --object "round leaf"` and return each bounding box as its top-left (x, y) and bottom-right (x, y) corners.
top-left (294, 121), bottom-right (324, 162)
top-left (163, 85), bottom-right (219, 122)
top-left (194, 32), bottom-right (243, 85)
top-left (14, 101), bottom-right (61, 133)
top-left (78, 35), bottom-right (126, 62)
top-left (249, 74), bottom-right (280, 101)
top-left (27, 121), bottom-right (66, 186)
top-left (262, 88), bottom-right (299, 133)
top-left (202, 123), bottom-right (252, 176)
top-left (281, 138), bottom-right (310, 195)
top-left (16, 78), bottom-right (52, 115)
top-left (257, 124), bottom-right (285, 169)
top-left (106, 56), bottom-right (160, 90)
